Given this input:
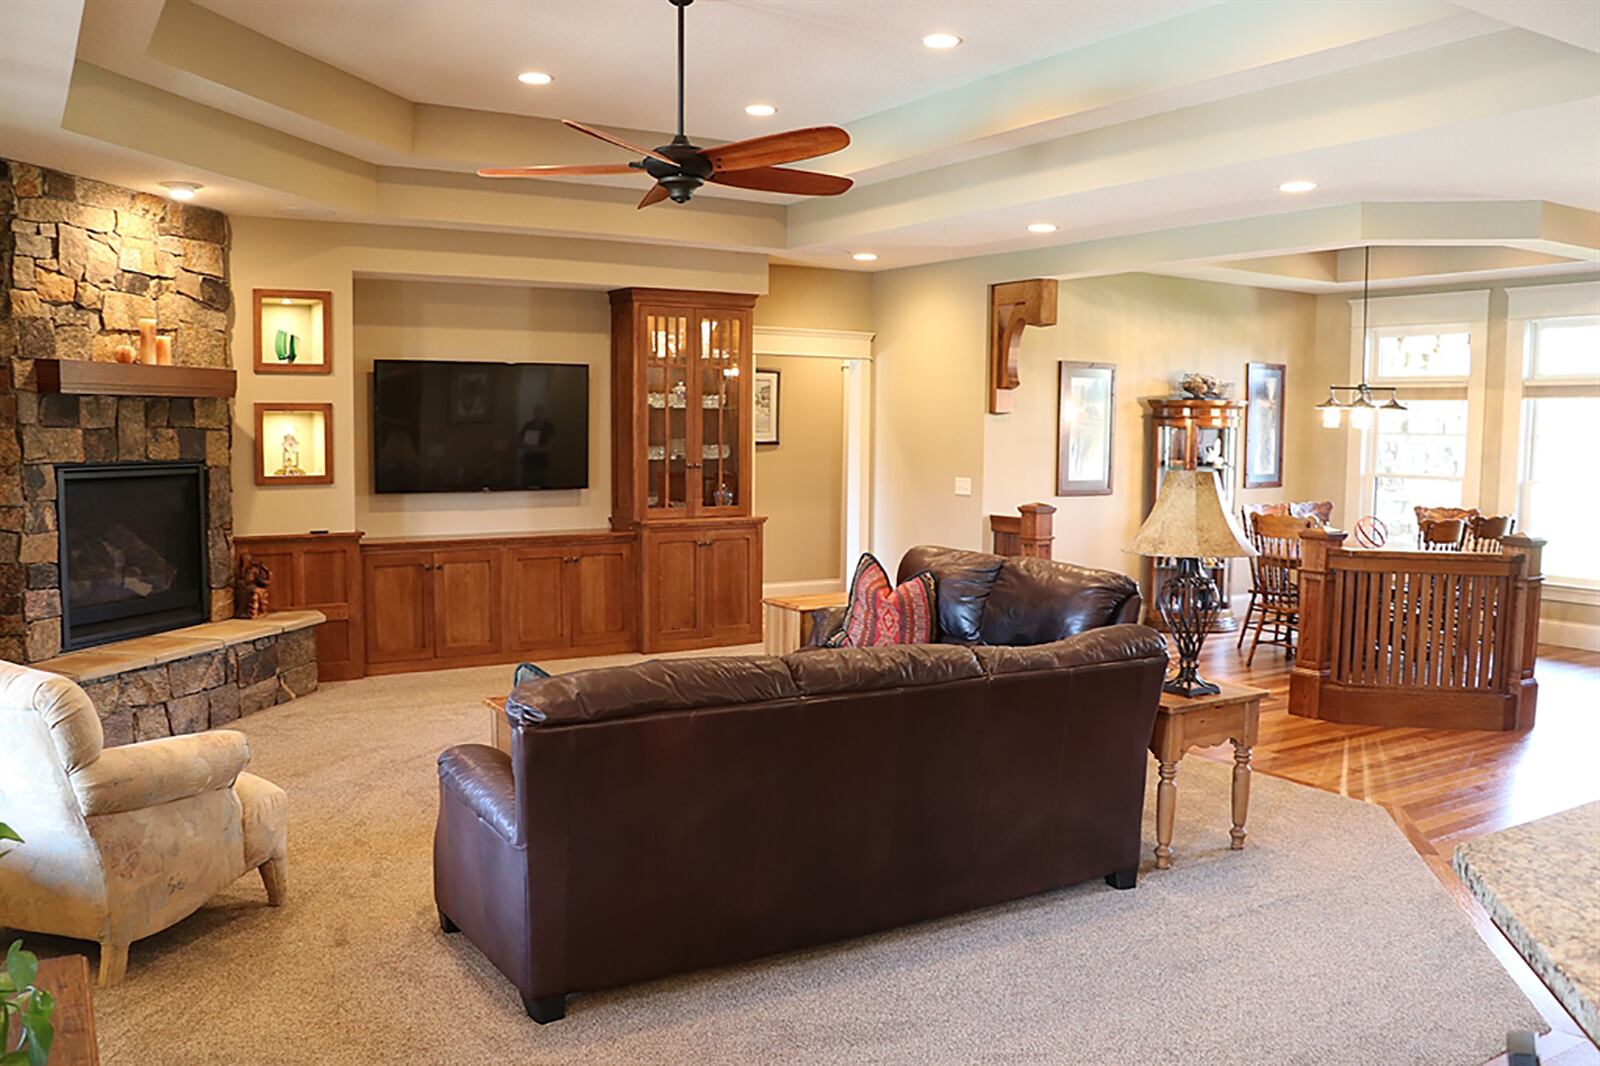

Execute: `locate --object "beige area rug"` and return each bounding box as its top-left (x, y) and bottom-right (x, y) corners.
top-left (22, 649), bottom-right (1544, 1065)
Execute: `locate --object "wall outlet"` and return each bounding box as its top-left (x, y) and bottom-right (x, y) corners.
top-left (953, 476), bottom-right (972, 497)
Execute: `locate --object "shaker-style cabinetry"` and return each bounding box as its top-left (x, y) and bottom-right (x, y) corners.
top-left (611, 287), bottom-right (766, 652)
top-left (363, 547), bottom-right (502, 666)
top-left (234, 531), bottom-right (366, 681)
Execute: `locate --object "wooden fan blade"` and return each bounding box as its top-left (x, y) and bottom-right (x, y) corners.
top-left (637, 184), bottom-right (670, 209)
top-left (478, 164), bottom-right (641, 178)
top-left (703, 126), bottom-right (850, 173)
top-left (562, 119), bottom-right (677, 166)
top-left (709, 167), bottom-right (852, 196)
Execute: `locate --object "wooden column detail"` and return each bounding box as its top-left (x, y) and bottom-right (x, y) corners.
top-left (988, 278), bottom-right (1058, 414)
top-left (1501, 533), bottom-right (1546, 729)
top-left (1288, 527), bottom-right (1345, 719)
top-left (990, 502), bottom-right (1056, 558)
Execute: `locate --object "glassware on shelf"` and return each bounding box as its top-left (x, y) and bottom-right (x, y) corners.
top-left (715, 481), bottom-right (735, 507)
top-left (702, 393), bottom-right (721, 409)
top-left (668, 438), bottom-right (686, 460)
top-left (701, 443), bottom-right (732, 460)
top-left (670, 381), bottom-right (688, 408)
top-left (647, 444), bottom-right (665, 461)
top-left (647, 392), bottom-right (667, 409)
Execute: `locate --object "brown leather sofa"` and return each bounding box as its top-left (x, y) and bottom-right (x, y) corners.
top-left (434, 623), bottom-right (1167, 1023)
top-left (810, 545), bottom-right (1143, 647)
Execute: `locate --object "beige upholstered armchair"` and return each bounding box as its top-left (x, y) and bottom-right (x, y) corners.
top-left (0, 662), bottom-right (288, 986)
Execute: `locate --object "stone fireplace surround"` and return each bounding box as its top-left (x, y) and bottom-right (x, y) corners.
top-left (3, 159), bottom-right (324, 743)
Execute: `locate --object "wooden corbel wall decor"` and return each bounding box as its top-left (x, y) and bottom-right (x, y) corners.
top-left (988, 278), bottom-right (1058, 413)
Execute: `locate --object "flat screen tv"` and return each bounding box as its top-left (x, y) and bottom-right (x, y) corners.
top-left (372, 359), bottom-right (589, 493)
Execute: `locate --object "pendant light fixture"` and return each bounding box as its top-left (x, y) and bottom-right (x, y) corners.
top-left (1318, 245), bottom-right (1406, 429)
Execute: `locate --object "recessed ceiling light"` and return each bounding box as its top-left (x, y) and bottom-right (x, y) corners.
top-left (851, 252), bottom-right (878, 262)
top-left (744, 103), bottom-right (777, 117)
top-left (922, 32), bottom-right (962, 49)
top-left (517, 71), bottom-right (554, 86)
top-left (160, 181), bottom-right (202, 201)
top-left (1027, 222), bottom-right (1058, 234)
top-left (280, 298), bottom-right (294, 306)
top-left (1278, 180), bottom-right (1317, 193)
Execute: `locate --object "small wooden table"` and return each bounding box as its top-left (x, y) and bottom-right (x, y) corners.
top-left (5, 955), bottom-right (99, 1064)
top-left (1148, 680), bottom-right (1266, 869)
top-left (761, 592), bottom-right (847, 655)
top-left (484, 695), bottom-right (511, 754)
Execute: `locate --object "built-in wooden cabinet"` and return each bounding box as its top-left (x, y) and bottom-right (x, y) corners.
top-left (431, 548), bottom-right (503, 659)
top-left (363, 550), bottom-right (435, 666)
top-left (234, 531), bottom-right (365, 681)
top-left (611, 288), bottom-right (766, 652)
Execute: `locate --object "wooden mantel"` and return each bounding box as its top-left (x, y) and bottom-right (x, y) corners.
top-left (34, 359), bottom-right (237, 399)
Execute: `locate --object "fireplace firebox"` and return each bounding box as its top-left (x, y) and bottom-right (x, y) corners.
top-left (56, 463), bottom-right (211, 651)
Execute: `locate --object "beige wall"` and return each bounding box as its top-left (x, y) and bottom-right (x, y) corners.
top-left (351, 279), bottom-right (612, 537)
top-left (870, 264), bottom-right (1319, 584)
top-left (757, 264), bottom-right (875, 332)
top-left (751, 354), bottom-right (845, 585)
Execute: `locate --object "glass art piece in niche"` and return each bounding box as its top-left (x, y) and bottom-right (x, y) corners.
top-left (274, 329), bottom-right (300, 364)
top-left (275, 431), bottom-right (304, 477)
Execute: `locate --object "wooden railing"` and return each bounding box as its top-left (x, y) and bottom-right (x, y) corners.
top-left (1289, 529), bottom-right (1545, 731)
top-left (989, 503), bottom-right (1055, 558)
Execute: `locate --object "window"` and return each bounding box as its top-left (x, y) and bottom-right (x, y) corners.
top-left (1372, 399), bottom-right (1470, 545)
top-left (1374, 329), bottom-right (1471, 379)
top-left (1517, 314), bottom-right (1600, 586)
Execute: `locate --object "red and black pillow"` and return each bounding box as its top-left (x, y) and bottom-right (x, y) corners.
top-left (825, 553), bottom-right (937, 648)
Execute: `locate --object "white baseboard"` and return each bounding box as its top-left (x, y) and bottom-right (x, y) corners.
top-left (763, 579), bottom-right (845, 598)
top-left (1539, 618), bottom-right (1600, 652)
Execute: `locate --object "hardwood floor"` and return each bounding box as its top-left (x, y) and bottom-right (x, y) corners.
top-left (1197, 639), bottom-right (1600, 1065)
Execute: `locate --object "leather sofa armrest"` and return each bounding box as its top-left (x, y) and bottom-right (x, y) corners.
top-left (438, 744), bottom-right (519, 845)
top-left (806, 606), bottom-right (847, 647)
top-left (1113, 592), bottom-right (1143, 625)
top-left (72, 730), bottom-right (251, 816)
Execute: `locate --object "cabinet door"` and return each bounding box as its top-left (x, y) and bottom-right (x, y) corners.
top-left (641, 307), bottom-right (694, 518)
top-left (568, 543), bottom-right (635, 647)
top-left (701, 528), bottom-right (760, 637)
top-left (693, 309), bottom-right (750, 517)
top-left (646, 530), bottom-right (704, 643)
top-left (365, 552), bottom-right (434, 664)
top-left (432, 548), bottom-right (503, 659)
top-left (507, 546), bottom-right (569, 651)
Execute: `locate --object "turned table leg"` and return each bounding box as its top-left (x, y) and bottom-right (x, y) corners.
top-left (1155, 760), bottom-right (1178, 869)
top-left (1230, 741), bottom-right (1252, 850)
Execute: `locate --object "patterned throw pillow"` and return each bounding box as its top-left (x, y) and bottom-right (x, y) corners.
top-left (826, 553), bottom-right (937, 647)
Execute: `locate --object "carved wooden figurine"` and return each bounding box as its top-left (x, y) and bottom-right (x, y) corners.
top-left (234, 553), bottom-right (272, 619)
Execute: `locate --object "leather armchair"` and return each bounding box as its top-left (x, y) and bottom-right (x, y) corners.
top-left (0, 662), bottom-right (289, 986)
top-left (811, 545), bottom-right (1142, 647)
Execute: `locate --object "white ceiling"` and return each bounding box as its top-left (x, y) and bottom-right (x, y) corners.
top-left (191, 0), bottom-right (1216, 138)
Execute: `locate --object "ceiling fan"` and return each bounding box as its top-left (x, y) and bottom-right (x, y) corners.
top-left (478, 0), bottom-right (853, 208)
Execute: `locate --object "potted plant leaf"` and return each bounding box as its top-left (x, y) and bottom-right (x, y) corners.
top-left (0, 821), bottom-right (54, 1066)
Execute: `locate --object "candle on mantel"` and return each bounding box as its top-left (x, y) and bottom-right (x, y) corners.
top-left (137, 318), bottom-right (159, 365)
top-left (155, 335), bottom-right (173, 366)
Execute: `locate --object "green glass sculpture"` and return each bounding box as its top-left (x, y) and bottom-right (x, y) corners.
top-left (274, 329), bottom-right (299, 364)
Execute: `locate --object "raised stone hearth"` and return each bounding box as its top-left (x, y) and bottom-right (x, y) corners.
top-left (36, 610), bottom-right (323, 746)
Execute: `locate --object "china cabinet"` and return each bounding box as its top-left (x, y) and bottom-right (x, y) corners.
top-left (610, 288), bottom-right (765, 650)
top-left (1143, 397), bottom-right (1247, 633)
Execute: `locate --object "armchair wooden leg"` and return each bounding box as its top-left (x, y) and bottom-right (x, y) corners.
top-left (97, 940), bottom-right (129, 988)
top-left (260, 856), bottom-right (289, 906)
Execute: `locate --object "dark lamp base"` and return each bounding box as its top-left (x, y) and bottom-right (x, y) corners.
top-left (1156, 556), bottom-right (1225, 701)
top-left (1163, 676), bottom-right (1221, 699)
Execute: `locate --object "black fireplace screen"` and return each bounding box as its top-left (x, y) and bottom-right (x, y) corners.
top-left (57, 463), bottom-right (209, 651)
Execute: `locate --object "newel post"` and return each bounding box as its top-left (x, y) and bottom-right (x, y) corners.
top-left (1501, 533), bottom-right (1546, 729)
top-left (1017, 503), bottom-right (1056, 559)
top-left (1289, 527), bottom-right (1346, 719)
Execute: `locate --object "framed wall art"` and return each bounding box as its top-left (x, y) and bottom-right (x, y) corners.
top-left (1244, 361), bottom-right (1286, 489)
top-left (753, 368), bottom-right (780, 445)
top-left (1057, 361), bottom-right (1115, 496)
top-left (253, 289), bottom-right (333, 374)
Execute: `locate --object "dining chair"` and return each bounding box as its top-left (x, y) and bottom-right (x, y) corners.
top-left (1243, 513), bottom-right (1316, 665)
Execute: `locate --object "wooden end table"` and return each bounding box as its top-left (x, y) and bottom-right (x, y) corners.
top-left (1149, 680), bottom-right (1265, 869)
top-left (484, 695), bottom-right (511, 754)
top-left (5, 955), bottom-right (99, 1064)
top-left (761, 592), bottom-right (847, 655)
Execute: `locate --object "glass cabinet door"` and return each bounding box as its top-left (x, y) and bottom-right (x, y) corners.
top-left (643, 309), bottom-right (691, 515)
top-left (696, 311), bottom-right (743, 512)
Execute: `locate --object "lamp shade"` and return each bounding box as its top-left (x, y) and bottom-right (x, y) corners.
top-left (1128, 468), bottom-right (1257, 559)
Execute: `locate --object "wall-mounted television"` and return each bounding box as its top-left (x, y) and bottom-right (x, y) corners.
top-left (372, 359), bottom-right (589, 493)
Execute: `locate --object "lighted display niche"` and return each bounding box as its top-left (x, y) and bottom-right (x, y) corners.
top-left (254, 289), bottom-right (332, 374)
top-left (254, 403), bottom-right (333, 486)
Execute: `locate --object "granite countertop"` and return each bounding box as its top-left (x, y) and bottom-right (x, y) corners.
top-left (1454, 802), bottom-right (1600, 1045)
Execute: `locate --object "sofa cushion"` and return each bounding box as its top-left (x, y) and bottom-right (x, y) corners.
top-left (897, 546), bottom-right (1005, 643)
top-left (979, 556), bottom-right (1140, 646)
top-left (827, 553), bottom-right (937, 648)
top-left (974, 624), bottom-right (1169, 677)
top-left (784, 644), bottom-right (982, 696)
top-left (509, 656), bottom-right (798, 726)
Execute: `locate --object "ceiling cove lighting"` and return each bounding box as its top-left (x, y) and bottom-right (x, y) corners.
top-left (1278, 179), bottom-right (1317, 193)
top-left (1027, 222), bottom-right (1058, 234)
top-left (922, 32), bottom-right (962, 49)
top-left (1317, 246), bottom-right (1406, 430)
top-left (851, 252), bottom-right (878, 262)
top-left (744, 103), bottom-right (777, 117)
top-left (160, 181), bottom-right (202, 201)
top-left (517, 71), bottom-right (554, 86)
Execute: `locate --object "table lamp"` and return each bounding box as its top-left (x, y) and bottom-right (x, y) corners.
top-left (1128, 468), bottom-right (1257, 697)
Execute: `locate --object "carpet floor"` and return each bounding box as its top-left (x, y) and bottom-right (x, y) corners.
top-left (31, 650), bottom-right (1544, 1064)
